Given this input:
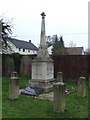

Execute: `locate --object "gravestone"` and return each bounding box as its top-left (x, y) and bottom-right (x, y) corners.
top-left (29, 12), bottom-right (55, 92)
top-left (53, 82), bottom-right (65, 112)
top-left (9, 72), bottom-right (19, 99)
top-left (56, 72), bottom-right (63, 82)
top-left (77, 77), bottom-right (86, 97)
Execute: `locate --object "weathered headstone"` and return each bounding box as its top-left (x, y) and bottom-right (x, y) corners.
top-left (29, 12), bottom-right (55, 92)
top-left (9, 72), bottom-right (19, 99)
top-left (77, 77), bottom-right (86, 97)
top-left (56, 72), bottom-right (63, 82)
top-left (53, 82), bottom-right (65, 112)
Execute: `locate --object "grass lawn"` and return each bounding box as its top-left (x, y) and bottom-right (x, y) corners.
top-left (2, 76), bottom-right (89, 118)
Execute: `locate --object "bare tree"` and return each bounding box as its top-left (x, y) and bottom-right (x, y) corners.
top-left (69, 41), bottom-right (76, 47)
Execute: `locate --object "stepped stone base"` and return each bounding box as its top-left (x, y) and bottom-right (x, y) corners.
top-left (29, 78), bottom-right (55, 93)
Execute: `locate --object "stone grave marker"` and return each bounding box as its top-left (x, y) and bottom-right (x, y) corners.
top-left (53, 82), bottom-right (65, 112)
top-left (56, 72), bottom-right (63, 82)
top-left (9, 72), bottom-right (19, 99)
top-left (77, 77), bottom-right (86, 97)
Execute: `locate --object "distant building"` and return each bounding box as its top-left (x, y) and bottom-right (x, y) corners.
top-left (7, 37), bottom-right (38, 55)
top-left (47, 45), bottom-right (84, 55)
top-left (66, 47), bottom-right (84, 55)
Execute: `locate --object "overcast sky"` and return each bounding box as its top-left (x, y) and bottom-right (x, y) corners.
top-left (0, 0), bottom-right (89, 50)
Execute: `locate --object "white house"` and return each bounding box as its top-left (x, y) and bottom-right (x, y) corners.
top-left (7, 37), bottom-right (38, 55)
top-left (48, 45), bottom-right (53, 55)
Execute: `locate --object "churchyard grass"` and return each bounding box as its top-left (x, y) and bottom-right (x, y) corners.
top-left (2, 77), bottom-right (88, 118)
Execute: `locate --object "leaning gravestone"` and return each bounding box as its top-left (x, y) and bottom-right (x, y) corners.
top-left (9, 72), bottom-right (19, 99)
top-left (53, 82), bottom-right (65, 112)
top-left (56, 72), bottom-right (63, 82)
top-left (77, 77), bottom-right (86, 97)
top-left (29, 12), bottom-right (55, 93)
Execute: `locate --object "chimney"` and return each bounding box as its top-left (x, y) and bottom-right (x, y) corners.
top-left (29, 40), bottom-right (31, 43)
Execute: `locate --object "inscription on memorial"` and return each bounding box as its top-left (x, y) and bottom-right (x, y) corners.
top-left (32, 62), bottom-right (46, 80)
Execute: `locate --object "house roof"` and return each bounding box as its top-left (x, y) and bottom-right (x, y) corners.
top-left (47, 43), bottom-right (84, 55)
top-left (66, 47), bottom-right (84, 55)
top-left (9, 37), bottom-right (38, 50)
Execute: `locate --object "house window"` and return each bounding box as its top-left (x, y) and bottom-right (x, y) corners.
top-left (28, 49), bottom-right (30, 53)
top-left (19, 48), bottom-right (21, 51)
top-left (23, 49), bottom-right (25, 52)
top-left (33, 50), bottom-right (35, 53)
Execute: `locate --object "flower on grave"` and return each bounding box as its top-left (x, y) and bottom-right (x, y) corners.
top-left (65, 90), bottom-right (67, 95)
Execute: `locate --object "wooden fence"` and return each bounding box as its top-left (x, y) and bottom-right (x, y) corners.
top-left (52, 55), bottom-right (89, 81)
top-left (2, 54), bottom-right (36, 76)
top-left (2, 54), bottom-right (89, 81)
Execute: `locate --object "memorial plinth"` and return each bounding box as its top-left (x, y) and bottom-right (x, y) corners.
top-left (29, 12), bottom-right (55, 92)
top-left (30, 59), bottom-right (55, 92)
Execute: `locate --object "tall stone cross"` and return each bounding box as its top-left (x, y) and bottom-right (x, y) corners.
top-left (37, 12), bottom-right (49, 59)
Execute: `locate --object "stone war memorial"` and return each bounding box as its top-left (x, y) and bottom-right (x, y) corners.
top-left (29, 12), bottom-right (55, 93)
